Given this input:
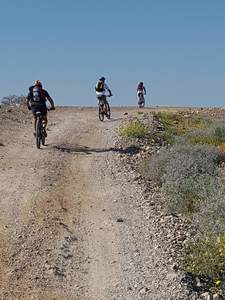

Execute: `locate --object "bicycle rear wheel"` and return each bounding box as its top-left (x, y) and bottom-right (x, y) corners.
top-left (99, 105), bottom-right (104, 122)
top-left (41, 131), bottom-right (45, 146)
top-left (36, 118), bottom-right (41, 149)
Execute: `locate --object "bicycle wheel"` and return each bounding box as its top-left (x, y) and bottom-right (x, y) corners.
top-left (105, 102), bottom-right (111, 119)
top-left (99, 105), bottom-right (104, 122)
top-left (41, 130), bottom-right (45, 146)
top-left (36, 117), bottom-right (41, 149)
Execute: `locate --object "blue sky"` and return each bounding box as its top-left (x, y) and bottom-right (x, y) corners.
top-left (0, 0), bottom-right (224, 106)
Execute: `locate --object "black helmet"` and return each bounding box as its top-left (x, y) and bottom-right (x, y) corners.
top-left (99, 77), bottom-right (105, 82)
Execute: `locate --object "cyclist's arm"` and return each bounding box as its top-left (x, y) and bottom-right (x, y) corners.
top-left (46, 96), bottom-right (55, 109)
top-left (104, 83), bottom-right (113, 96)
top-left (143, 87), bottom-right (147, 95)
top-left (25, 97), bottom-right (31, 109)
top-left (45, 90), bottom-right (55, 109)
top-left (26, 89), bottom-right (32, 109)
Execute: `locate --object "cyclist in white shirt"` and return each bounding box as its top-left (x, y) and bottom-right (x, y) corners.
top-left (95, 77), bottom-right (113, 105)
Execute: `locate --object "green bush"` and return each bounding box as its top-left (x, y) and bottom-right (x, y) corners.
top-left (182, 233), bottom-right (225, 288)
top-left (119, 120), bottom-right (148, 138)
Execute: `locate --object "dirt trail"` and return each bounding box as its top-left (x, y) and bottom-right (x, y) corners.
top-left (0, 107), bottom-right (187, 300)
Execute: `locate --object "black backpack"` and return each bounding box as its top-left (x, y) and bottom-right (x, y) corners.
top-left (95, 81), bottom-right (104, 92)
top-left (32, 86), bottom-right (42, 103)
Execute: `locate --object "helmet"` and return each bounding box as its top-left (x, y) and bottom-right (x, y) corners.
top-left (139, 82), bottom-right (143, 86)
top-left (99, 77), bottom-right (105, 82)
top-left (34, 80), bottom-right (42, 88)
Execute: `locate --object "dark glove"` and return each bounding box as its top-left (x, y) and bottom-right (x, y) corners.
top-left (28, 106), bottom-right (31, 111)
top-left (50, 107), bottom-right (55, 111)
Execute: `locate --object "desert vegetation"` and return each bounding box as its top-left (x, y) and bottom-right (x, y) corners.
top-left (123, 111), bottom-right (225, 296)
top-left (119, 119), bottom-right (149, 138)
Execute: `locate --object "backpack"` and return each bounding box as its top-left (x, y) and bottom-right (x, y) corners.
top-left (95, 81), bottom-right (104, 92)
top-left (32, 86), bottom-right (42, 103)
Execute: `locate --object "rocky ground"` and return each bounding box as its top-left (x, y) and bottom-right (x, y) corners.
top-left (0, 105), bottom-right (222, 299)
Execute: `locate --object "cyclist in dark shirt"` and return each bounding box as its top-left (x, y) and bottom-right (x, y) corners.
top-left (26, 80), bottom-right (55, 137)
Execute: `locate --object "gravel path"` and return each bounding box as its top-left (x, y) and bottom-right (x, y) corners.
top-left (0, 107), bottom-right (189, 299)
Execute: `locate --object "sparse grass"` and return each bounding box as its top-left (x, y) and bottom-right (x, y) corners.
top-left (219, 143), bottom-right (225, 154)
top-left (189, 127), bottom-right (225, 146)
top-left (155, 112), bottom-right (211, 144)
top-left (140, 144), bottom-right (223, 191)
top-left (119, 120), bottom-right (148, 138)
top-left (158, 112), bottom-right (210, 134)
top-left (164, 174), bottom-right (220, 215)
top-left (194, 192), bottom-right (225, 236)
top-left (139, 149), bottom-right (169, 186)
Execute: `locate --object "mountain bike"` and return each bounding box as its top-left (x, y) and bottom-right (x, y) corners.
top-left (138, 92), bottom-right (145, 108)
top-left (98, 95), bottom-right (112, 122)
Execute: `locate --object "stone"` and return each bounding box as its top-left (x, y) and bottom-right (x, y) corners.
top-left (200, 292), bottom-right (213, 300)
top-left (116, 218), bottom-right (124, 223)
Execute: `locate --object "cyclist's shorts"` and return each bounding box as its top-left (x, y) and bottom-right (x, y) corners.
top-left (31, 105), bottom-right (47, 117)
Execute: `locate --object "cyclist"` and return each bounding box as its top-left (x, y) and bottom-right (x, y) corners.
top-left (26, 80), bottom-right (55, 137)
top-left (95, 77), bottom-right (113, 107)
top-left (137, 81), bottom-right (146, 106)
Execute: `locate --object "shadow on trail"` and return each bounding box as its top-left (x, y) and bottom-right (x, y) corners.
top-left (105, 117), bottom-right (124, 122)
top-left (52, 143), bottom-right (140, 155)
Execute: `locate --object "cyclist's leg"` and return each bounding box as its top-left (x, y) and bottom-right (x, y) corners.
top-left (102, 96), bottom-right (107, 112)
top-left (98, 96), bottom-right (105, 110)
top-left (137, 92), bottom-right (141, 104)
top-left (97, 96), bottom-right (102, 106)
top-left (42, 115), bottom-right (47, 129)
top-left (103, 96), bottom-right (108, 105)
top-left (40, 106), bottom-right (48, 136)
top-left (33, 116), bottom-right (37, 130)
top-left (31, 106), bottom-right (38, 134)
top-left (42, 117), bottom-right (47, 137)
top-left (140, 92), bottom-right (144, 102)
